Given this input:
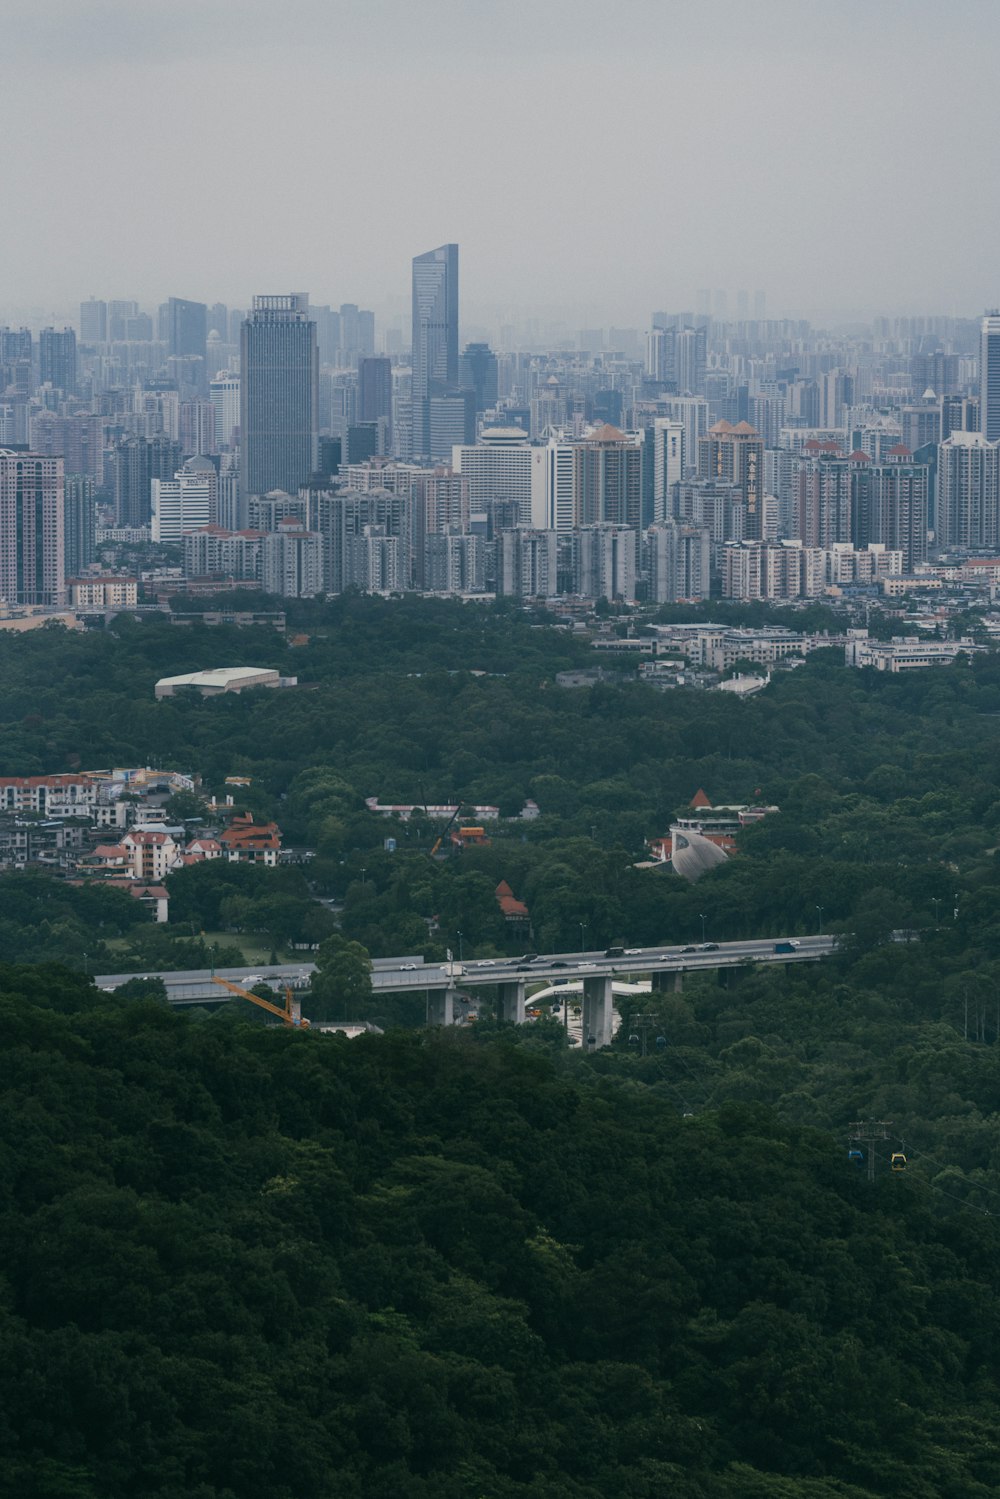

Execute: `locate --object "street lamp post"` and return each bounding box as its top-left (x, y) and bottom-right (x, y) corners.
top-left (579, 921), bottom-right (587, 953)
top-left (457, 930), bottom-right (463, 963)
top-left (699, 913), bottom-right (707, 945)
top-left (931, 897), bottom-right (941, 927)
top-left (815, 904), bottom-right (824, 934)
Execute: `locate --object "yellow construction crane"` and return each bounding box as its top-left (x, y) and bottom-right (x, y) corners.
top-left (212, 975), bottom-right (310, 1028)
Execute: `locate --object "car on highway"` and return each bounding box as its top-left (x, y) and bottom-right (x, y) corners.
top-left (680, 946), bottom-right (696, 954)
top-left (550, 960), bottom-right (569, 968)
top-left (579, 961), bottom-right (595, 969)
top-left (625, 948), bottom-right (643, 955)
top-left (699, 943), bottom-right (720, 952)
top-left (476, 960), bottom-right (497, 967)
top-left (399, 963), bottom-right (418, 970)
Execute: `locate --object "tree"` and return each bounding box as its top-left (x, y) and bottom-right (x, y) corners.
top-left (310, 934), bottom-right (373, 1020)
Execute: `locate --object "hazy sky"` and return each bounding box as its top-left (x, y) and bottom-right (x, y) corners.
top-left (5, 0), bottom-right (1000, 328)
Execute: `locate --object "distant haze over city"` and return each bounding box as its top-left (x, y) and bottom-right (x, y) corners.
top-left (4, 0), bottom-right (1000, 325)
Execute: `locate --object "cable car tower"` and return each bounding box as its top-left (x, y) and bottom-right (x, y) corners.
top-left (849, 1120), bottom-right (891, 1183)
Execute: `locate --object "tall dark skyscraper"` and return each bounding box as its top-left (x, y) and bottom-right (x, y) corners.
top-left (460, 342), bottom-right (498, 414)
top-left (358, 356), bottom-right (393, 450)
top-left (240, 294), bottom-right (319, 499)
top-left (412, 243), bottom-right (458, 458)
top-left (112, 434), bottom-right (181, 528)
top-left (168, 298), bottom-right (207, 362)
top-left (38, 328), bottom-right (77, 394)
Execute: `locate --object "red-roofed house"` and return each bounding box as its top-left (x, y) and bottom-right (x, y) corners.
top-left (495, 880), bottom-right (530, 930)
top-left (219, 813), bottom-right (281, 866)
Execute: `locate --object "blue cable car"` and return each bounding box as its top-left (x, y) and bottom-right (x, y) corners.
top-left (848, 1149), bottom-right (865, 1167)
top-left (655, 1035), bottom-right (667, 1049)
top-left (891, 1152), bottom-right (907, 1172)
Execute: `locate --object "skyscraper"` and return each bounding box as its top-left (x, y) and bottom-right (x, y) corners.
top-left (981, 314), bottom-right (1000, 442)
top-left (79, 299), bottom-right (107, 344)
top-left (0, 449), bottom-right (65, 604)
top-left (112, 434), bottom-right (182, 528)
top-left (411, 243), bottom-right (459, 459)
top-left (168, 298), bottom-right (207, 362)
top-left (240, 295), bottom-right (319, 499)
top-left (358, 356), bottom-right (393, 450)
top-left (459, 342), bottom-right (498, 414)
top-left (38, 328), bottom-right (77, 395)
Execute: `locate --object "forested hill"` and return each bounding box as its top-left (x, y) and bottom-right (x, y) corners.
top-left (2, 965), bottom-right (1000, 1499)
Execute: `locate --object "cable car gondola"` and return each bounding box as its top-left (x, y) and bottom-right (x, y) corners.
top-left (848, 1149), bottom-right (865, 1167)
top-left (891, 1152), bottom-right (907, 1172)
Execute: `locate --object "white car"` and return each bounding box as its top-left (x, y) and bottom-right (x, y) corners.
top-left (399, 963), bottom-right (418, 971)
top-left (579, 961), bottom-right (596, 969)
top-left (625, 948), bottom-right (643, 955)
top-left (477, 960), bottom-right (497, 967)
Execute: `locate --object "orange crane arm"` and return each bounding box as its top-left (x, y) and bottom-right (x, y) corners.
top-left (211, 975), bottom-right (310, 1027)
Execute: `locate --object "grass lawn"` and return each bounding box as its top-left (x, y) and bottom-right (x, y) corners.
top-left (199, 929), bottom-right (275, 964)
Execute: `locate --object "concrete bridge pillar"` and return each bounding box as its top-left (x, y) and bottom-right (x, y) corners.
top-left (496, 980), bottom-right (526, 1026)
top-left (582, 974), bottom-right (614, 1050)
top-left (652, 970), bottom-right (679, 993)
top-left (426, 987), bottom-right (456, 1028)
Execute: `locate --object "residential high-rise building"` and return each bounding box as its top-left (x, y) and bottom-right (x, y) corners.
top-left (651, 418), bottom-right (685, 521)
top-left (791, 451), bottom-right (852, 549)
top-left (410, 468), bottom-right (469, 586)
top-left (942, 394), bottom-right (980, 441)
top-left (411, 243), bottom-right (459, 458)
top-left (645, 522), bottom-right (711, 603)
top-left (28, 411), bottom-right (103, 481)
top-left (424, 529), bottom-right (483, 592)
top-left (240, 294), bottom-right (318, 499)
top-left (496, 528), bottom-right (558, 598)
top-left (698, 420), bottom-right (765, 538)
top-left (261, 520), bottom-right (323, 596)
top-left (0, 449), bottom-right (65, 604)
top-left (310, 487), bottom-right (412, 594)
top-left (571, 524), bottom-right (638, 602)
top-left (676, 326), bottom-right (707, 395)
top-left (981, 315), bottom-right (1000, 442)
top-left (937, 431), bottom-right (1000, 550)
top-left (575, 424), bottom-right (642, 527)
top-left (63, 475), bottom-right (96, 578)
top-left (849, 448), bottom-right (929, 571)
top-left (38, 328), bottom-right (77, 394)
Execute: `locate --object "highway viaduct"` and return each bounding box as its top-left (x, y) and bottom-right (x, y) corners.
top-left (96, 934), bottom-right (837, 1049)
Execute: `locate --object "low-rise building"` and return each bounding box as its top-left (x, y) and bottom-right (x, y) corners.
top-left (844, 630), bottom-right (987, 671)
top-left (219, 812), bottom-right (281, 865)
top-left (68, 577), bottom-right (138, 608)
top-left (154, 667), bottom-right (295, 698)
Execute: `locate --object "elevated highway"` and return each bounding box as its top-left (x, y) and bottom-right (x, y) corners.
top-left (95, 934), bottom-right (836, 1046)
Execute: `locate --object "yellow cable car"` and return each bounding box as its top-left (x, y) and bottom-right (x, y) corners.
top-left (891, 1152), bottom-right (907, 1172)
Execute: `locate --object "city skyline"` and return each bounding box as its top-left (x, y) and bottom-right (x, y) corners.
top-left (5, 0), bottom-right (1000, 323)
